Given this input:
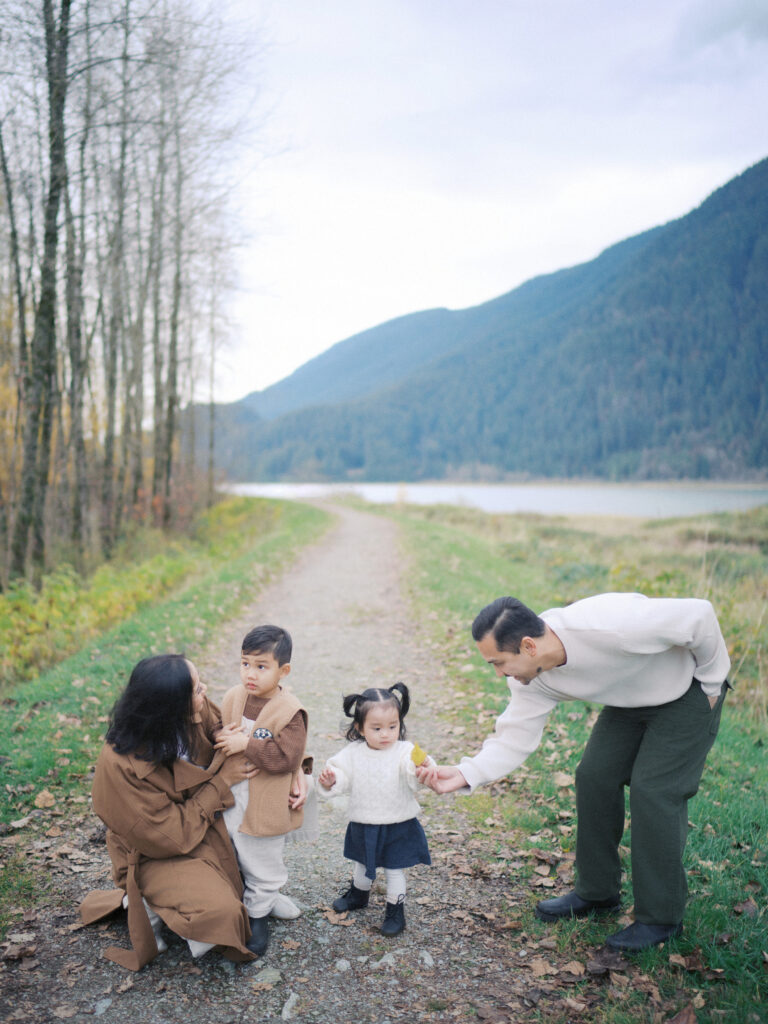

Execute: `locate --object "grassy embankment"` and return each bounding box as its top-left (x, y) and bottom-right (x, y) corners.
top-left (383, 501), bottom-right (766, 1024)
top-left (0, 497), bottom-right (330, 932)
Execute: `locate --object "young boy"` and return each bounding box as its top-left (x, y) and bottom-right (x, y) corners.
top-left (215, 625), bottom-right (308, 956)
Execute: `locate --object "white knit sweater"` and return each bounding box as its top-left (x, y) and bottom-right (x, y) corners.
top-left (319, 740), bottom-right (423, 824)
top-left (460, 593), bottom-right (731, 790)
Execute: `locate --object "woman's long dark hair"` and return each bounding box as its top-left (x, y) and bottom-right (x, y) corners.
top-left (106, 655), bottom-right (195, 765)
top-left (342, 682), bottom-right (410, 742)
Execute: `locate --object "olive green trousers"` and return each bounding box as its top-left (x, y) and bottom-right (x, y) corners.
top-left (574, 678), bottom-right (728, 924)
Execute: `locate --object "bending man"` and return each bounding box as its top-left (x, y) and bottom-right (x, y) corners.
top-left (424, 593), bottom-right (730, 952)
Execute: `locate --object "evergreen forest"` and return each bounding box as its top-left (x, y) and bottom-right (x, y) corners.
top-left (198, 156), bottom-right (768, 482)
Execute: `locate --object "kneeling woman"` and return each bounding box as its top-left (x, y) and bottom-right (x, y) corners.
top-left (80, 654), bottom-right (261, 969)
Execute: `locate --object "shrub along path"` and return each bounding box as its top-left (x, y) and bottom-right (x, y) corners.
top-left (1, 502), bottom-right (715, 1023)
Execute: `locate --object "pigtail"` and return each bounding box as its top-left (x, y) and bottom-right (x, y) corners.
top-left (342, 692), bottom-right (365, 741)
top-left (388, 682), bottom-right (410, 720)
top-left (342, 692), bottom-right (363, 719)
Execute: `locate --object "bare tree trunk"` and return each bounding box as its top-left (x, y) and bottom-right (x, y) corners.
top-left (100, 1), bottom-right (133, 557)
top-left (162, 127), bottom-right (183, 528)
top-left (0, 121), bottom-right (28, 584)
top-left (64, 0), bottom-right (96, 567)
top-left (0, 121), bottom-right (29, 408)
top-left (207, 263), bottom-right (217, 508)
top-left (150, 128), bottom-right (167, 523)
top-left (11, 0), bottom-right (73, 578)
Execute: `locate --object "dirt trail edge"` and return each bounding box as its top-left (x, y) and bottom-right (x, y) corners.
top-left (1, 503), bottom-right (547, 1024)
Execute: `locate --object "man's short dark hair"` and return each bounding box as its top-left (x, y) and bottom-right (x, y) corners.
top-left (242, 624), bottom-right (292, 665)
top-left (471, 597), bottom-right (546, 653)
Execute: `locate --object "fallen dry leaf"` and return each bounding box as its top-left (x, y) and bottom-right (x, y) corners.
top-left (586, 949), bottom-right (627, 975)
top-left (563, 997), bottom-right (588, 1013)
top-left (531, 847), bottom-right (560, 865)
top-left (52, 1007), bottom-right (78, 1019)
top-left (34, 789), bottom-right (56, 809)
top-left (473, 1004), bottom-right (506, 1022)
top-left (664, 1003), bottom-right (698, 1024)
top-left (562, 960), bottom-right (585, 976)
top-left (528, 957), bottom-right (559, 977)
top-left (733, 897), bottom-right (759, 918)
top-left (2, 943), bottom-right (37, 961)
top-left (552, 771), bottom-right (574, 788)
top-left (323, 909), bottom-right (353, 926)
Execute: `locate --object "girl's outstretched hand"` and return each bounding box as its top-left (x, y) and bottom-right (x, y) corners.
top-left (415, 759), bottom-right (438, 787)
top-left (318, 765), bottom-right (336, 790)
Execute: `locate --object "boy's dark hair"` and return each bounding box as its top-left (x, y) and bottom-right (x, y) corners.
top-left (471, 597), bottom-right (546, 653)
top-left (242, 624), bottom-right (292, 665)
top-left (106, 654), bottom-right (196, 766)
top-left (342, 682), bottom-right (410, 742)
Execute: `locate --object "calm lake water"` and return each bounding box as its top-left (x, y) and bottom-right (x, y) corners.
top-left (227, 481), bottom-right (768, 519)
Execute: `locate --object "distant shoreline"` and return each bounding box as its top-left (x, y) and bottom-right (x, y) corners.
top-left (225, 480), bottom-right (768, 519)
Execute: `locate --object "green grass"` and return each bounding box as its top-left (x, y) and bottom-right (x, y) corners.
top-left (0, 852), bottom-right (40, 938)
top-left (377, 500), bottom-right (768, 1024)
top-left (0, 498), bottom-right (330, 830)
top-left (0, 496), bottom-right (328, 690)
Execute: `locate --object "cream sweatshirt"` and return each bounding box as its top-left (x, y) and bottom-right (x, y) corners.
top-left (459, 593), bottom-right (730, 790)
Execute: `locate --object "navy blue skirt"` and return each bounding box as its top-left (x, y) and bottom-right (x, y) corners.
top-left (343, 818), bottom-right (431, 880)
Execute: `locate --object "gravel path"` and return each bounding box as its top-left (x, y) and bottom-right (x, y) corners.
top-left (0, 502), bottom-right (571, 1024)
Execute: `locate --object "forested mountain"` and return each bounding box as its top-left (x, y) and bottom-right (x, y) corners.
top-left (197, 157), bottom-right (768, 481)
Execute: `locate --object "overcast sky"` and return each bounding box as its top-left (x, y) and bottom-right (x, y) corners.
top-left (214, 0), bottom-right (768, 403)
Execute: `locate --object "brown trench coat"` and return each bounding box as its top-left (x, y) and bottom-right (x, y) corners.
top-left (79, 696), bottom-right (255, 970)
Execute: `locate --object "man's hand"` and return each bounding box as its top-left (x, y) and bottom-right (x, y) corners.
top-left (423, 764), bottom-right (468, 794)
top-left (214, 723), bottom-right (249, 757)
top-left (708, 694), bottom-right (718, 709)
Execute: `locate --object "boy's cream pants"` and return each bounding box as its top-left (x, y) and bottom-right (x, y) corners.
top-left (224, 779), bottom-right (288, 918)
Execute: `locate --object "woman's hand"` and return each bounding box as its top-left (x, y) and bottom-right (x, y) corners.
top-left (214, 723), bottom-right (249, 757)
top-left (219, 756), bottom-right (257, 787)
top-left (318, 766), bottom-right (336, 790)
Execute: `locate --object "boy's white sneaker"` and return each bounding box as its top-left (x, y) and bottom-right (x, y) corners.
top-left (270, 893), bottom-right (301, 919)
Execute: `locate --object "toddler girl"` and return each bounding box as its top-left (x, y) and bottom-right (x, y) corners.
top-left (318, 683), bottom-right (431, 936)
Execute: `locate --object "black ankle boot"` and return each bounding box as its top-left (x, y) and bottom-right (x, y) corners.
top-left (381, 899), bottom-right (406, 936)
top-left (332, 883), bottom-right (370, 913)
top-left (247, 915), bottom-right (270, 956)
